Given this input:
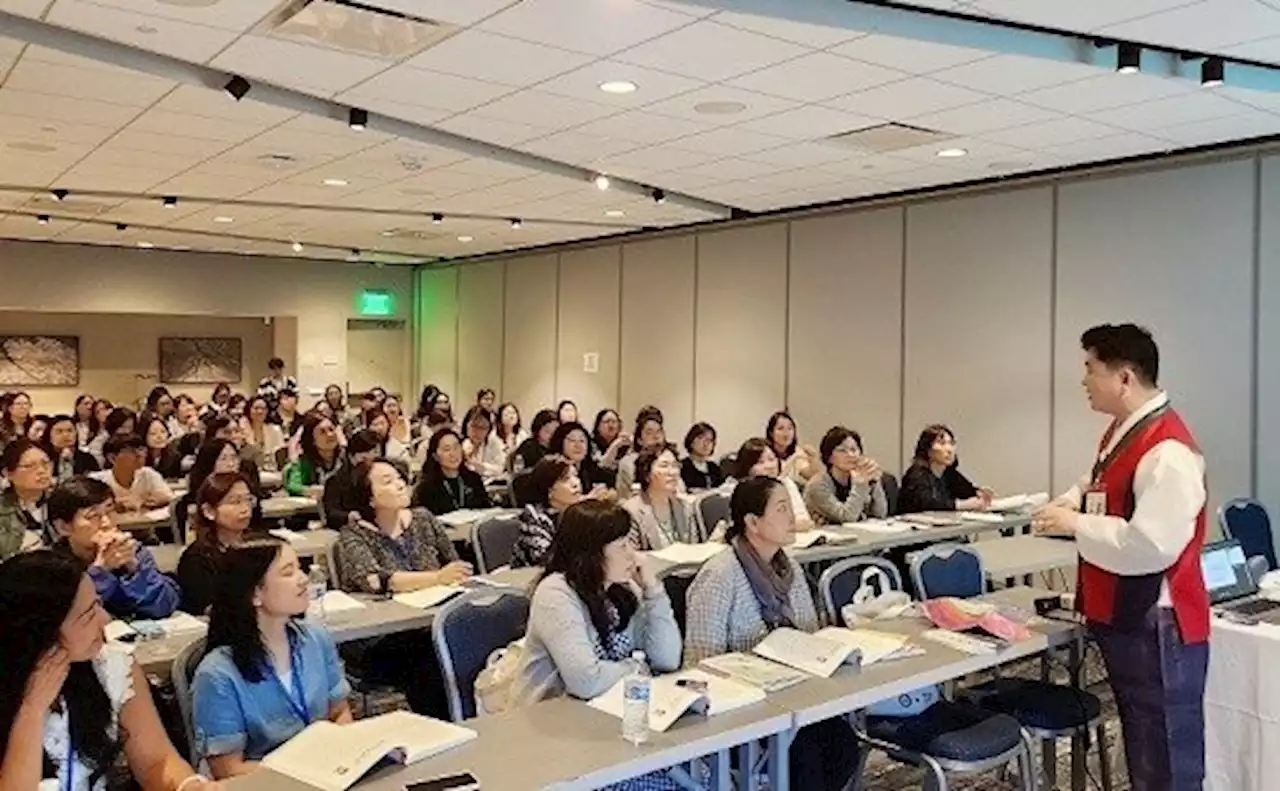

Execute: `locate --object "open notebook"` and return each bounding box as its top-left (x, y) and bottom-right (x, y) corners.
top-left (700, 628), bottom-right (853, 691)
top-left (790, 529), bottom-right (860, 549)
top-left (262, 711), bottom-right (476, 791)
top-left (814, 628), bottom-right (913, 666)
top-left (588, 669), bottom-right (765, 732)
top-left (107, 611), bottom-right (207, 642)
top-left (647, 542), bottom-right (727, 565)
top-left (392, 585), bottom-right (464, 609)
top-left (435, 508), bottom-right (509, 527)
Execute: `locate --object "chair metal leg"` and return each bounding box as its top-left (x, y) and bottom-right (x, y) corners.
top-left (1096, 723), bottom-right (1114, 791)
top-left (1039, 734), bottom-right (1057, 790)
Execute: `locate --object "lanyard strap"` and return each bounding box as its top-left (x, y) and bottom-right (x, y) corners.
top-left (446, 477), bottom-right (468, 510)
top-left (64, 707), bottom-right (74, 791)
top-left (1090, 403), bottom-right (1170, 483)
top-left (268, 632), bottom-right (310, 725)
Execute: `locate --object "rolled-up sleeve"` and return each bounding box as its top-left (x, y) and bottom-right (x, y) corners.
top-left (1074, 441), bottom-right (1205, 576)
top-left (192, 660), bottom-right (249, 758)
top-left (316, 627), bottom-right (351, 704)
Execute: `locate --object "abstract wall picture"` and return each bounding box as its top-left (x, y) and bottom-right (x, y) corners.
top-left (159, 337), bottom-right (242, 384)
top-left (0, 335), bottom-right (79, 386)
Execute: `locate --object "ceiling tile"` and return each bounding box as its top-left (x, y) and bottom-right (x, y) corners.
top-left (637, 84), bottom-right (799, 126)
top-left (343, 67), bottom-right (515, 113)
top-left (209, 35), bottom-right (390, 97)
top-left (479, 0), bottom-right (697, 56)
top-left (737, 104), bottom-right (880, 139)
top-left (935, 54), bottom-right (1104, 96)
top-left (0, 86), bottom-right (139, 126)
top-left (406, 29), bottom-right (591, 87)
top-left (710, 7), bottom-right (868, 48)
top-left (359, 0), bottom-right (518, 26)
top-left (1154, 109), bottom-right (1280, 146)
top-left (830, 34), bottom-right (992, 75)
top-left (1044, 132), bottom-right (1175, 163)
top-left (0, 113), bottom-right (120, 146)
top-left (335, 97), bottom-right (452, 129)
top-left (682, 156), bottom-right (791, 181)
top-left (615, 19), bottom-right (810, 82)
top-left (596, 145), bottom-right (716, 175)
top-left (0, 0), bottom-right (53, 17)
top-left (965, 0), bottom-right (1200, 31)
top-left (154, 84), bottom-right (298, 126)
top-left (664, 126), bottom-right (791, 155)
top-left (45, 0), bottom-right (238, 62)
top-left (4, 55), bottom-right (175, 107)
top-left (1092, 91), bottom-right (1251, 132)
top-left (1018, 72), bottom-right (1192, 114)
top-left (823, 77), bottom-right (988, 120)
top-left (519, 130), bottom-right (640, 163)
top-left (726, 52), bottom-right (908, 102)
top-left (79, 0), bottom-right (275, 32)
top-left (1101, 0), bottom-right (1280, 51)
top-left (1223, 35), bottom-right (1280, 65)
top-left (742, 141), bottom-right (856, 169)
top-left (908, 98), bottom-right (1061, 135)
top-left (56, 163), bottom-right (178, 192)
top-left (125, 108), bottom-right (270, 143)
top-left (434, 114), bottom-right (556, 146)
top-left (536, 59), bottom-right (705, 106)
top-left (465, 90), bottom-right (621, 130)
top-left (982, 116), bottom-right (1125, 148)
top-left (572, 110), bottom-right (713, 144)
top-left (151, 173), bottom-right (262, 199)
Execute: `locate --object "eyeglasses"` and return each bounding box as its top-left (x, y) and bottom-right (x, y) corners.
top-left (16, 459), bottom-right (52, 472)
top-left (222, 496), bottom-right (259, 508)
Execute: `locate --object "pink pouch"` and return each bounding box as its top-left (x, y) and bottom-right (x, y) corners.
top-left (921, 598), bottom-right (1033, 642)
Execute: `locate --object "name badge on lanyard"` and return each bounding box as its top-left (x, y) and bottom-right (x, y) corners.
top-left (1084, 483), bottom-right (1107, 517)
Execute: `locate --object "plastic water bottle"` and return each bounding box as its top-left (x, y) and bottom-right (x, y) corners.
top-left (621, 650), bottom-right (651, 745)
top-left (307, 564), bottom-right (327, 623)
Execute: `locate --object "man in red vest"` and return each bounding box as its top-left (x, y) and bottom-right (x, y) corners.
top-left (1032, 323), bottom-right (1209, 791)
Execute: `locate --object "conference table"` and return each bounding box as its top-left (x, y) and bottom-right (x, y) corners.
top-left (116, 492), bottom-right (320, 534)
top-left (1205, 608), bottom-right (1280, 790)
top-left (151, 528), bottom-right (339, 575)
top-left (224, 586), bottom-right (1084, 791)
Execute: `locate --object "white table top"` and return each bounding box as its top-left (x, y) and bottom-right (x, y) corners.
top-left (971, 534), bottom-right (1078, 579)
top-left (151, 528), bottom-right (338, 575)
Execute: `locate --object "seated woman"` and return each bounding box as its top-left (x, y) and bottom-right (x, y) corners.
top-left (511, 409), bottom-right (558, 473)
top-left (680, 422), bottom-right (724, 491)
top-left (460, 405), bottom-right (506, 480)
top-left (727, 438), bottom-right (814, 531)
top-left (511, 456), bottom-right (584, 568)
top-left (0, 551), bottom-right (221, 791)
top-left (382, 394), bottom-right (412, 445)
top-left (320, 430), bottom-right (383, 529)
top-left (139, 413), bottom-right (184, 479)
top-left (171, 394), bottom-right (201, 440)
top-left (622, 445), bottom-right (701, 550)
top-left (334, 459), bottom-right (471, 716)
top-left (0, 390), bottom-right (32, 452)
top-left (200, 382), bottom-right (233, 421)
top-left (412, 428), bottom-right (491, 515)
top-left (550, 421), bottom-right (615, 493)
top-left (89, 435), bottom-right (175, 512)
top-left (283, 415), bottom-right (344, 498)
top-left (614, 406), bottom-right (668, 495)
top-left (192, 537), bottom-right (352, 779)
top-left (590, 408), bottom-right (630, 470)
top-left (804, 426), bottom-right (888, 525)
top-left (49, 476), bottom-right (179, 619)
top-left (43, 414), bottom-right (99, 482)
top-left (240, 396), bottom-right (285, 473)
top-left (684, 477), bottom-right (858, 791)
top-left (74, 393), bottom-right (100, 449)
top-left (87, 406), bottom-right (137, 467)
top-left (0, 438), bottom-right (54, 560)
top-left (556, 399), bottom-right (578, 426)
top-left (176, 472), bottom-right (259, 615)
top-left (365, 409), bottom-right (411, 467)
top-left (898, 424), bottom-right (994, 513)
top-left (494, 402), bottom-right (528, 460)
top-left (766, 411), bottom-right (820, 487)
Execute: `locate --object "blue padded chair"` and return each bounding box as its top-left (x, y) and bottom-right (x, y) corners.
top-left (432, 587), bottom-right (530, 722)
top-left (170, 637), bottom-right (208, 767)
top-left (910, 543), bottom-right (984, 600)
top-left (697, 493), bottom-right (730, 538)
top-left (659, 567), bottom-right (698, 637)
top-left (818, 556), bottom-right (903, 626)
top-left (1220, 498), bottom-right (1277, 571)
top-left (472, 516), bottom-right (522, 574)
top-left (880, 472), bottom-right (900, 517)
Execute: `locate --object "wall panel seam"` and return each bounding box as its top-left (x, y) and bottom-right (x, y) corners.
top-left (1252, 155), bottom-right (1263, 498)
top-left (692, 235), bottom-right (700, 421)
top-left (616, 245), bottom-right (625, 413)
top-left (1049, 186), bottom-right (1059, 495)
top-left (784, 221), bottom-right (792, 410)
top-left (554, 253), bottom-right (562, 404)
top-left (898, 207), bottom-right (908, 473)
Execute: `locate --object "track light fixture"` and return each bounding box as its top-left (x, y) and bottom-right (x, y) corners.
top-left (163, 196), bottom-right (177, 208)
top-left (431, 213), bottom-right (443, 224)
top-left (36, 215), bottom-right (49, 225)
top-left (115, 223), bottom-right (128, 231)
top-left (51, 189), bottom-right (68, 202)
top-left (510, 218), bottom-right (522, 229)
top-left (1117, 43), bottom-right (1141, 74)
top-left (594, 174), bottom-right (610, 191)
top-left (1202, 56), bottom-right (1225, 88)
top-left (349, 248), bottom-right (360, 260)
top-left (349, 108), bottom-right (368, 130)
top-left (652, 188), bottom-right (666, 204)
top-left (291, 241), bottom-right (303, 253)
top-left (224, 75), bottom-right (251, 101)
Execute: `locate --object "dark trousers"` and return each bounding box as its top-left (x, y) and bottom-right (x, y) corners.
top-left (791, 718), bottom-right (859, 791)
top-left (1091, 608), bottom-right (1209, 791)
top-left (344, 630), bottom-right (450, 719)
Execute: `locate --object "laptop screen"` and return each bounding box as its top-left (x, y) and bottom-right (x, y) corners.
top-left (1201, 539), bottom-right (1255, 604)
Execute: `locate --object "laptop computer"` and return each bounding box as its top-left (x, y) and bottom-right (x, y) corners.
top-left (1202, 538), bottom-right (1280, 622)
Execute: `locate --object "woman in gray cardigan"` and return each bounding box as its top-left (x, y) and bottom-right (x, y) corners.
top-left (622, 444), bottom-right (702, 550)
top-left (512, 499), bottom-right (681, 709)
top-left (803, 426), bottom-right (888, 526)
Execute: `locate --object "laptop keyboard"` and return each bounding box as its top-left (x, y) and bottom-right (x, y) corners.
top-left (1224, 597), bottom-right (1280, 617)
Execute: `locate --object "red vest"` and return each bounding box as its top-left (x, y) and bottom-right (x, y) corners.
top-left (1077, 406), bottom-right (1210, 643)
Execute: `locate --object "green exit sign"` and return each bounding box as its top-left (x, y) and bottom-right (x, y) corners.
top-left (357, 289), bottom-right (395, 317)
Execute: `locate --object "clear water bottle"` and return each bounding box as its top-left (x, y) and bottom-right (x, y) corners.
top-left (621, 650), bottom-right (651, 745)
top-left (307, 564), bottom-right (327, 623)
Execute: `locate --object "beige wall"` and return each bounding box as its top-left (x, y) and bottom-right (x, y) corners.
top-left (0, 241), bottom-right (414, 405)
top-left (416, 149), bottom-right (1277, 533)
top-left (0, 311), bottom-right (273, 412)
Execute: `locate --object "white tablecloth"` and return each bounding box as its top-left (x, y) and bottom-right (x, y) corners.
top-left (1205, 617), bottom-right (1280, 790)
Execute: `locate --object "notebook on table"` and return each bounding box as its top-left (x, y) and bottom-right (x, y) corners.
top-left (587, 669), bottom-right (765, 732)
top-left (647, 542), bottom-right (727, 565)
top-left (699, 628), bottom-right (854, 691)
top-left (392, 585), bottom-right (464, 609)
top-left (263, 711), bottom-right (477, 791)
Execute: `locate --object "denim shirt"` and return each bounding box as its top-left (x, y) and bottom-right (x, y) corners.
top-left (192, 622), bottom-right (350, 760)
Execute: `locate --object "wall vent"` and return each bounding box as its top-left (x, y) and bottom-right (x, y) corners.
top-left (825, 123), bottom-right (958, 154)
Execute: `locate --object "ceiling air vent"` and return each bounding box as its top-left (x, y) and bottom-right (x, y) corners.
top-left (825, 123), bottom-right (958, 154)
top-left (266, 0), bottom-right (456, 59)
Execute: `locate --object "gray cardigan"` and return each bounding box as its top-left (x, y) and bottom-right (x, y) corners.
top-left (622, 492), bottom-right (702, 550)
top-left (803, 468), bottom-right (888, 526)
top-left (511, 573), bottom-right (682, 708)
top-left (682, 547), bottom-right (819, 666)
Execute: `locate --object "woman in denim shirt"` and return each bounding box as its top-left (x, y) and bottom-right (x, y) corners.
top-left (192, 536), bottom-right (351, 779)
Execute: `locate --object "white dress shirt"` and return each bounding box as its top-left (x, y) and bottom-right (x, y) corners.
top-left (90, 467), bottom-right (174, 507)
top-left (1058, 392), bottom-right (1206, 605)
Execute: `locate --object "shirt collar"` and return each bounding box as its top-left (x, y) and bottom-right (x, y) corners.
top-left (1100, 391), bottom-right (1169, 459)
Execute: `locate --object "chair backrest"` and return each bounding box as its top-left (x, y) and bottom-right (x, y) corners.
top-left (910, 542), bottom-right (984, 599)
top-left (473, 517), bottom-right (522, 574)
top-left (510, 471), bottom-right (536, 508)
top-left (273, 446), bottom-right (290, 473)
top-left (818, 556), bottom-right (904, 626)
top-left (1248, 554), bottom-right (1270, 586)
top-left (170, 636), bottom-right (208, 766)
top-left (880, 472), bottom-right (900, 517)
top-left (432, 587), bottom-right (530, 722)
top-left (322, 537), bottom-right (339, 586)
top-left (658, 568), bottom-right (698, 636)
top-left (1220, 497), bottom-right (1277, 571)
top-left (697, 493), bottom-right (730, 537)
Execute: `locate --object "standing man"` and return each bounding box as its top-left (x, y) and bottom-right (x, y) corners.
top-left (256, 357), bottom-right (297, 411)
top-left (1033, 323), bottom-right (1209, 791)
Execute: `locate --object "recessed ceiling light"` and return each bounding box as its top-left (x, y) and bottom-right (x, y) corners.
top-left (694, 101), bottom-right (747, 115)
top-left (7, 141), bottom-right (57, 153)
top-left (213, 216), bottom-right (234, 223)
top-left (604, 210), bottom-right (626, 218)
top-left (594, 174), bottom-right (610, 190)
top-left (380, 230), bottom-right (395, 237)
top-left (135, 24), bottom-right (157, 34)
top-left (291, 241), bottom-right (303, 253)
top-left (937, 148), bottom-right (968, 158)
top-left (599, 80), bottom-right (638, 95)
top-left (457, 235), bottom-right (473, 243)
top-left (136, 241), bottom-right (154, 249)
top-left (323, 178), bottom-right (348, 186)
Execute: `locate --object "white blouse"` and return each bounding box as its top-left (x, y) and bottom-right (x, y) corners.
top-left (41, 643), bottom-right (135, 791)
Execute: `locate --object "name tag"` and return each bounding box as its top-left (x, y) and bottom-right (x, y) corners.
top-left (1084, 487), bottom-right (1107, 516)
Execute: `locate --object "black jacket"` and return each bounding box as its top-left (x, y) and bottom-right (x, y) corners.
top-left (680, 457), bottom-right (725, 491)
top-left (413, 468), bottom-right (491, 515)
top-left (897, 463), bottom-right (978, 514)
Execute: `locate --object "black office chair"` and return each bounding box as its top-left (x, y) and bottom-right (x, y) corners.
top-left (658, 568), bottom-right (698, 637)
top-left (432, 587), bottom-right (531, 722)
top-left (697, 493), bottom-right (730, 537)
top-left (170, 637), bottom-right (208, 766)
top-left (473, 516), bottom-right (521, 574)
top-left (880, 472), bottom-right (900, 516)
top-left (510, 471), bottom-right (536, 508)
top-left (1221, 497), bottom-right (1277, 571)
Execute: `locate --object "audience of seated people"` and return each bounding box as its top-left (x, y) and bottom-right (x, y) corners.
top-left (766, 411), bottom-right (821, 487)
top-left (0, 438), bottom-right (54, 560)
top-left (804, 426), bottom-right (889, 525)
top-left (615, 406), bottom-right (669, 495)
top-left (493, 401), bottom-right (528, 459)
top-left (412, 428), bottom-right (491, 516)
top-left (284, 414), bottom-right (344, 498)
top-left (728, 437), bottom-right (814, 531)
top-left (512, 455), bottom-right (584, 568)
top-left (320, 429), bottom-right (384, 529)
top-left (90, 434), bottom-right (175, 513)
top-left (550, 420), bottom-right (616, 493)
top-left (898, 424), bottom-right (995, 513)
top-left (139, 412), bottom-right (184, 479)
top-left (589, 408), bottom-right (630, 470)
top-left (511, 408), bottom-right (558, 473)
top-left (622, 444), bottom-right (701, 550)
top-left (680, 422), bottom-right (724, 491)
top-left (177, 471), bottom-right (260, 615)
top-left (43, 413), bottom-right (99, 482)
top-left (460, 405), bottom-right (506, 480)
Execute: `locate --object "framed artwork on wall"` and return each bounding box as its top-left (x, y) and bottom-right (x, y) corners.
top-left (0, 335), bottom-right (79, 386)
top-left (159, 337), bottom-right (242, 384)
